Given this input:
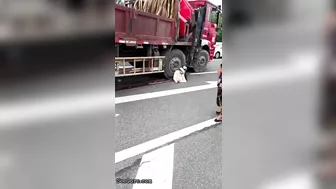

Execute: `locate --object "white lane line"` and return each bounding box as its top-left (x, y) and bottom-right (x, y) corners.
top-left (0, 52), bottom-right (320, 126)
top-left (116, 53), bottom-right (320, 104)
top-left (115, 81), bottom-right (217, 104)
top-left (222, 53), bottom-right (320, 93)
top-left (115, 114), bottom-right (120, 117)
top-left (133, 144), bottom-right (175, 189)
top-left (0, 91), bottom-right (115, 128)
top-left (115, 117), bottom-right (217, 163)
top-left (190, 71), bottom-right (217, 75)
top-left (259, 171), bottom-right (316, 189)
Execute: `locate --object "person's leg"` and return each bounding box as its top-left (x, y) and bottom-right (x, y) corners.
top-left (216, 100), bottom-right (221, 114)
top-left (215, 97), bottom-right (222, 122)
top-left (215, 109), bottom-right (222, 122)
top-left (216, 88), bottom-right (222, 114)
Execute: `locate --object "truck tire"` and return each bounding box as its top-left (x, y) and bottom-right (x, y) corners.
top-left (193, 50), bottom-right (209, 73)
top-left (164, 49), bottom-right (186, 78)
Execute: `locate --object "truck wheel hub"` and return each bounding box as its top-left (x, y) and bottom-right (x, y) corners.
top-left (170, 57), bottom-right (181, 71)
top-left (198, 56), bottom-right (206, 67)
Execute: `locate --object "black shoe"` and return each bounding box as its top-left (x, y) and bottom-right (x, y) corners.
top-left (214, 118), bottom-right (222, 122)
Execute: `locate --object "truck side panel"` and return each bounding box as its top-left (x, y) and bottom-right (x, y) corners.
top-left (115, 5), bottom-right (176, 45)
top-left (115, 5), bottom-right (132, 40)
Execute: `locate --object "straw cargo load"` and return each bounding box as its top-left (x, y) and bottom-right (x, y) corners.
top-left (116, 0), bottom-right (178, 19)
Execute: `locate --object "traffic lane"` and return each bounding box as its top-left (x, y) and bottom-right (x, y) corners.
top-left (115, 123), bottom-right (222, 189)
top-left (116, 88), bottom-right (218, 152)
top-left (116, 54), bottom-right (309, 98)
top-left (0, 110), bottom-right (114, 189)
top-left (173, 124), bottom-right (222, 189)
top-left (115, 58), bottom-right (221, 87)
top-left (222, 77), bottom-right (319, 188)
top-left (0, 66), bottom-right (113, 103)
top-left (115, 124), bottom-right (221, 189)
top-left (230, 24), bottom-right (322, 52)
top-left (225, 23), bottom-right (322, 73)
top-left (223, 51), bottom-right (295, 73)
top-left (204, 59), bottom-right (222, 72)
top-left (116, 72), bottom-right (219, 97)
top-left (115, 59), bottom-right (221, 97)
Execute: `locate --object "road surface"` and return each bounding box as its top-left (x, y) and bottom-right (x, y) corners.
top-left (0, 53), bottom-right (321, 189)
top-left (115, 45), bottom-right (321, 189)
top-left (115, 59), bottom-right (223, 189)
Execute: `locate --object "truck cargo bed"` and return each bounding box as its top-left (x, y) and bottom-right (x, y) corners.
top-left (115, 5), bottom-right (177, 45)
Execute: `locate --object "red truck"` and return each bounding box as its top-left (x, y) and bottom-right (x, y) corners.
top-left (115, 0), bottom-right (221, 78)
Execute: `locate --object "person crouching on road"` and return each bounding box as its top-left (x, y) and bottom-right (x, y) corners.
top-left (173, 66), bottom-right (188, 83)
top-left (215, 64), bottom-right (222, 122)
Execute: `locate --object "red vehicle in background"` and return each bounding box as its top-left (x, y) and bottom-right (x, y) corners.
top-left (189, 0), bottom-right (219, 60)
top-left (115, 0), bottom-right (221, 78)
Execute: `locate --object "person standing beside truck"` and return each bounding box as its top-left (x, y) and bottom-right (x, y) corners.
top-left (216, 63), bottom-right (222, 114)
top-left (215, 63), bottom-right (222, 122)
top-left (322, 5), bottom-right (336, 130)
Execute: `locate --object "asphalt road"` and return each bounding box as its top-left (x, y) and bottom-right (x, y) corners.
top-left (115, 48), bottom-right (321, 189)
top-left (115, 59), bottom-right (222, 189)
top-left (0, 66), bottom-right (116, 189)
top-left (0, 55), bottom-right (321, 189)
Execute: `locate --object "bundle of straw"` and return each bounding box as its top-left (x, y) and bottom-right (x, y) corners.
top-left (133, 0), bottom-right (177, 19)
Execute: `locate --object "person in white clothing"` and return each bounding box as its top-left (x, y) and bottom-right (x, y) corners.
top-left (173, 66), bottom-right (188, 83)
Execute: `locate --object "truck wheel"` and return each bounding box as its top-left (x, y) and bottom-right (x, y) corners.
top-left (215, 52), bottom-right (220, 59)
top-left (164, 49), bottom-right (186, 78)
top-left (193, 50), bottom-right (209, 73)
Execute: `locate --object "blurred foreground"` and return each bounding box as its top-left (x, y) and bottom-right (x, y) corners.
top-left (0, 1), bottom-right (115, 189)
top-left (1, 0), bottom-right (336, 189)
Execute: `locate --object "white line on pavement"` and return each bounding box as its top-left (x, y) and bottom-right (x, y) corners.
top-left (115, 81), bottom-right (217, 104)
top-left (223, 53), bottom-right (320, 93)
top-left (115, 118), bottom-right (217, 163)
top-left (133, 144), bottom-right (175, 189)
top-left (259, 171), bottom-right (315, 189)
top-left (190, 71), bottom-right (217, 75)
top-left (115, 114), bottom-right (120, 117)
top-left (116, 53), bottom-right (320, 104)
top-left (0, 52), bottom-right (320, 126)
top-left (0, 91), bottom-right (115, 128)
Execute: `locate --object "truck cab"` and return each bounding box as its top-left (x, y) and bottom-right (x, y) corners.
top-left (188, 0), bottom-right (220, 60)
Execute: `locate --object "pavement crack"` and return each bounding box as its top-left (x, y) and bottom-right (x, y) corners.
top-left (140, 160), bottom-right (151, 166)
top-left (115, 158), bottom-right (141, 176)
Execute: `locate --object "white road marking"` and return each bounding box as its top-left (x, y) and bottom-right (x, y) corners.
top-left (115, 117), bottom-right (217, 163)
top-left (132, 144), bottom-right (175, 189)
top-left (115, 114), bottom-right (120, 117)
top-left (0, 91), bottom-right (115, 128)
top-left (115, 81), bottom-right (217, 104)
top-left (0, 52), bottom-right (320, 126)
top-left (116, 53), bottom-right (320, 104)
top-left (222, 53), bottom-right (320, 93)
top-left (259, 171), bottom-right (316, 189)
top-left (190, 71), bottom-right (217, 75)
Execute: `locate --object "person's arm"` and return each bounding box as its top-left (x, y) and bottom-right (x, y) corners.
top-left (325, 12), bottom-right (336, 37)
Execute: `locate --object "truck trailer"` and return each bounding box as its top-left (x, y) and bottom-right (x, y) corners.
top-left (115, 0), bottom-right (221, 78)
